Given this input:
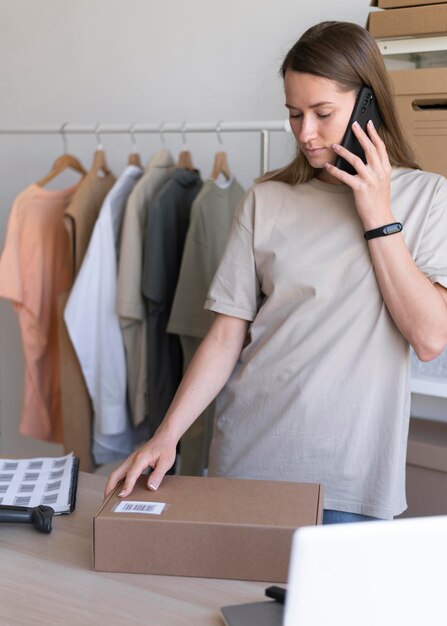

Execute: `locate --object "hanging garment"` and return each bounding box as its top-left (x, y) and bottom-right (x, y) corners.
top-left (0, 183), bottom-right (79, 442)
top-left (65, 165), bottom-right (143, 465)
top-left (177, 335), bottom-right (215, 475)
top-left (58, 166), bottom-right (116, 471)
top-left (142, 168), bottom-right (203, 436)
top-left (167, 178), bottom-right (244, 474)
top-left (167, 178), bottom-right (245, 338)
top-left (116, 149), bottom-right (175, 427)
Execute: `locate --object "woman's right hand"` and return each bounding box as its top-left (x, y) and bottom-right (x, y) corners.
top-left (103, 315), bottom-right (249, 500)
top-left (104, 430), bottom-right (177, 499)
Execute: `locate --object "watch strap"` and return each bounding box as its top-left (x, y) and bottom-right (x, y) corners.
top-left (364, 222), bottom-right (403, 240)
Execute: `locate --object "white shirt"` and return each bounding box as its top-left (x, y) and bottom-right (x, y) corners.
top-left (64, 165), bottom-right (143, 436)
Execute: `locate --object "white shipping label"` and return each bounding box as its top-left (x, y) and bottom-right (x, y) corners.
top-left (114, 501), bottom-right (166, 515)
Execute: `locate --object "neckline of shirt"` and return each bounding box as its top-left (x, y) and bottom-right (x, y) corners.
top-left (29, 180), bottom-right (83, 200)
top-left (171, 167), bottom-right (202, 188)
top-left (144, 148), bottom-right (175, 172)
top-left (122, 164), bottom-right (143, 177)
top-left (207, 177), bottom-right (237, 193)
top-left (308, 177), bottom-right (351, 194)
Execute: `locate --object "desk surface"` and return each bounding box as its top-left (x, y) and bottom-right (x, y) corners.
top-left (0, 472), bottom-right (272, 626)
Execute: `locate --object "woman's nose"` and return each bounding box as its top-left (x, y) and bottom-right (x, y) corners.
top-left (297, 116), bottom-right (317, 143)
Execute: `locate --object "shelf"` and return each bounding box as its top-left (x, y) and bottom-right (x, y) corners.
top-left (376, 36), bottom-right (447, 403)
top-left (377, 35), bottom-right (447, 56)
top-left (411, 377), bottom-right (447, 399)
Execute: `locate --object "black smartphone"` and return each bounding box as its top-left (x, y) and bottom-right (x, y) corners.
top-left (334, 86), bottom-right (382, 175)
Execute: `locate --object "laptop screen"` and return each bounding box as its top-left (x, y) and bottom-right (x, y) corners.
top-left (283, 515), bottom-right (447, 626)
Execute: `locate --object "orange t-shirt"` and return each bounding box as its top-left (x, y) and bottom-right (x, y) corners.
top-left (0, 183), bottom-right (79, 442)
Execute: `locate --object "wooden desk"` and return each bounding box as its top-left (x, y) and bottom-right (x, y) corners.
top-left (0, 472), bottom-right (270, 625)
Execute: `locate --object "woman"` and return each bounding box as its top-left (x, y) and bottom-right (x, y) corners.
top-left (106, 21), bottom-right (447, 523)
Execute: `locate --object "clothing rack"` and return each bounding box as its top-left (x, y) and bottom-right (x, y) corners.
top-left (0, 120), bottom-right (291, 175)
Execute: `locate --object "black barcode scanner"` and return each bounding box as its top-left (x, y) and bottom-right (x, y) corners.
top-left (0, 504), bottom-right (54, 533)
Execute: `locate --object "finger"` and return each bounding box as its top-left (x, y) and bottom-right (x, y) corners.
top-left (117, 452), bottom-right (156, 498)
top-left (146, 455), bottom-right (176, 492)
top-left (366, 120), bottom-right (390, 165)
top-left (104, 455), bottom-right (135, 498)
top-left (331, 142), bottom-right (366, 176)
top-left (366, 118), bottom-right (380, 140)
top-left (324, 161), bottom-right (358, 186)
top-left (351, 121), bottom-right (380, 168)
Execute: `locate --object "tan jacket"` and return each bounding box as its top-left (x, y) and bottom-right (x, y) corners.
top-left (59, 166), bottom-right (116, 471)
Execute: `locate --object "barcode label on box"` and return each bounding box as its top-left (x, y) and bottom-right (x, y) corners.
top-left (114, 501), bottom-right (166, 515)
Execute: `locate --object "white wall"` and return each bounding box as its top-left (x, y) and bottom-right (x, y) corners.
top-left (0, 0), bottom-right (370, 456)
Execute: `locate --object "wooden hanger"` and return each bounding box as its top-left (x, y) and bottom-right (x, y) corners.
top-left (211, 151), bottom-right (231, 181)
top-left (176, 149), bottom-right (195, 171)
top-left (176, 122), bottom-right (195, 171)
top-left (36, 153), bottom-right (87, 188)
top-left (36, 123), bottom-right (86, 187)
top-left (128, 124), bottom-right (142, 168)
top-left (90, 124), bottom-right (111, 176)
top-left (128, 152), bottom-right (142, 167)
top-left (210, 122), bottom-right (231, 182)
top-left (91, 148), bottom-right (111, 176)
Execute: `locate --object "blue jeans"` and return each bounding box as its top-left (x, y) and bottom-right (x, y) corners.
top-left (323, 509), bottom-right (383, 524)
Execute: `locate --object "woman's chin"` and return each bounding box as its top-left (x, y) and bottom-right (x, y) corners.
top-left (306, 153), bottom-right (334, 169)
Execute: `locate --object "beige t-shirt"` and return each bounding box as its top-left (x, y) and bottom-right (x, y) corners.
top-left (167, 177), bottom-right (244, 339)
top-left (167, 178), bottom-right (244, 477)
top-left (116, 149), bottom-right (175, 426)
top-left (205, 168), bottom-right (447, 519)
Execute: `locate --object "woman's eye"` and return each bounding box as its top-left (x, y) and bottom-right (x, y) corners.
top-left (317, 113), bottom-right (332, 119)
top-left (289, 113), bottom-right (302, 119)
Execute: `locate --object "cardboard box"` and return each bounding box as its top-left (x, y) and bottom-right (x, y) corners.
top-left (367, 4), bottom-right (447, 38)
top-left (389, 67), bottom-right (447, 177)
top-left (399, 417), bottom-right (447, 518)
top-left (93, 475), bottom-right (323, 582)
top-left (371, 0), bottom-right (447, 9)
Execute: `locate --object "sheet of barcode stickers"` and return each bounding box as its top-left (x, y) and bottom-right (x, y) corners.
top-left (0, 453), bottom-right (76, 513)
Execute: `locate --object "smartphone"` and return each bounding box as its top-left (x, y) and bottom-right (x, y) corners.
top-left (334, 86), bottom-right (382, 175)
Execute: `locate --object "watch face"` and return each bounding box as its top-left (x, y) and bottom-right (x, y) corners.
top-left (383, 223), bottom-right (402, 235)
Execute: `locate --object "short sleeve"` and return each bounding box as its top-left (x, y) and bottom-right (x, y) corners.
top-left (0, 200), bottom-right (23, 307)
top-left (415, 176), bottom-right (447, 288)
top-left (204, 189), bottom-right (260, 321)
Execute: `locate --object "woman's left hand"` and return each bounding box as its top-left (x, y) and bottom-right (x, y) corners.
top-left (325, 120), bottom-right (394, 230)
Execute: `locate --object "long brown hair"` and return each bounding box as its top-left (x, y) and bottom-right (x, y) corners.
top-left (261, 21), bottom-right (419, 185)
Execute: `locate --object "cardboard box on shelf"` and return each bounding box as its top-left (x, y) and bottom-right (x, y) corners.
top-left (389, 67), bottom-right (447, 177)
top-left (399, 417), bottom-right (447, 518)
top-left (371, 0), bottom-right (447, 9)
top-left (367, 4), bottom-right (447, 38)
top-left (93, 475), bottom-right (323, 582)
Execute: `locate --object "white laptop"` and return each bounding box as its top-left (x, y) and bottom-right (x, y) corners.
top-left (221, 515), bottom-right (447, 626)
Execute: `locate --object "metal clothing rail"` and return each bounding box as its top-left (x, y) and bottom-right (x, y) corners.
top-left (0, 120), bottom-right (291, 175)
